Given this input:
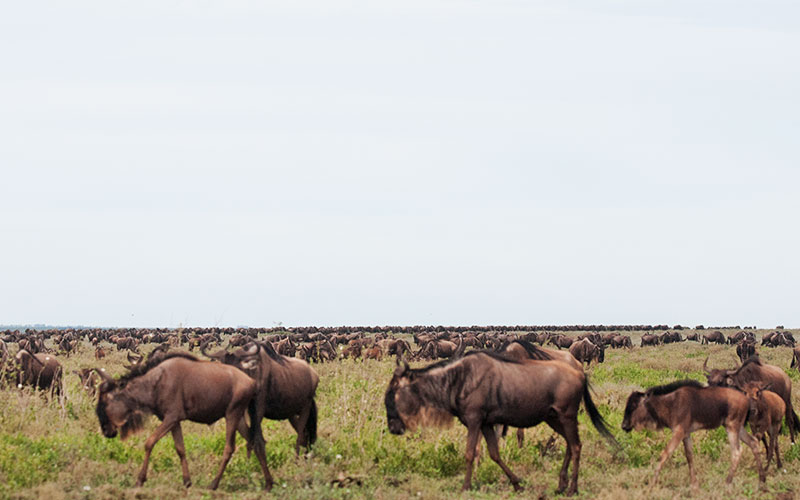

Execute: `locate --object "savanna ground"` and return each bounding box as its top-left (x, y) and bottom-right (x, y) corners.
top-left (1, 329), bottom-right (799, 500)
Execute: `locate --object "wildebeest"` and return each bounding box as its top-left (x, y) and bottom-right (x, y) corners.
top-left (385, 351), bottom-right (616, 495)
top-left (701, 331), bottom-right (726, 345)
top-left (94, 352), bottom-right (271, 490)
top-left (685, 333), bottom-right (699, 342)
top-left (569, 339), bottom-right (604, 366)
top-left (621, 380), bottom-right (765, 488)
top-left (610, 335), bottom-right (633, 349)
top-left (740, 382), bottom-right (785, 470)
top-left (640, 334), bottom-right (660, 347)
top-left (14, 350), bottom-right (62, 396)
top-left (735, 341), bottom-right (757, 363)
top-left (204, 341), bottom-right (319, 491)
top-left (95, 346), bottom-right (107, 360)
top-left (548, 334), bottom-right (574, 349)
top-left (704, 356), bottom-right (800, 443)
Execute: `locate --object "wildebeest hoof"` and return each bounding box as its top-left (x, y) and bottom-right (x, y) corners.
top-left (512, 483), bottom-right (524, 492)
top-left (183, 480), bottom-right (191, 488)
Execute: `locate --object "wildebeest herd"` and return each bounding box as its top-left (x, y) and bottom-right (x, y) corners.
top-left (1, 325), bottom-right (798, 496)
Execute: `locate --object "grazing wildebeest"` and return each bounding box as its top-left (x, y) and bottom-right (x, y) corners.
top-left (702, 331), bottom-right (726, 345)
top-left (740, 382), bottom-right (785, 470)
top-left (548, 334), bottom-right (574, 349)
top-left (569, 339), bottom-right (604, 367)
top-left (705, 356), bottom-right (800, 443)
top-left (640, 334), bottom-right (660, 347)
top-left (204, 341), bottom-right (319, 491)
top-left (621, 380), bottom-right (765, 488)
top-left (94, 352), bottom-right (271, 490)
top-left (14, 350), bottom-right (62, 396)
top-left (385, 351), bottom-right (616, 495)
top-left (735, 341), bottom-right (757, 363)
top-left (610, 335), bottom-right (633, 349)
top-left (684, 332), bottom-right (699, 342)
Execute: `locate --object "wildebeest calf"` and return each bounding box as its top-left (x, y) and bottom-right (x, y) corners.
top-left (740, 382), bottom-right (785, 470)
top-left (622, 380), bottom-right (764, 488)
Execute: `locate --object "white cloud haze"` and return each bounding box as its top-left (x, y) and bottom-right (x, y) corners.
top-left (1, 1), bottom-right (798, 327)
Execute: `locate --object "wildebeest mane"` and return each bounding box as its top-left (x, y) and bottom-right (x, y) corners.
top-left (501, 339), bottom-right (552, 360)
top-left (116, 351), bottom-right (199, 386)
top-left (646, 379), bottom-right (704, 396)
top-left (256, 340), bottom-right (286, 365)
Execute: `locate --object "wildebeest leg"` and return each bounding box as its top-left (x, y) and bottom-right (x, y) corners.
top-left (545, 418), bottom-right (571, 494)
top-left (171, 424), bottom-right (191, 487)
top-left (682, 436), bottom-right (697, 488)
top-left (737, 428), bottom-right (765, 484)
top-left (771, 426), bottom-right (782, 469)
top-left (461, 424), bottom-right (482, 491)
top-left (481, 424), bottom-right (522, 492)
top-left (561, 417), bottom-right (582, 496)
top-left (236, 421), bottom-right (273, 490)
top-left (136, 419), bottom-right (177, 487)
top-left (652, 427), bottom-right (685, 486)
top-left (209, 409), bottom-right (244, 490)
top-left (516, 428), bottom-right (525, 448)
top-left (291, 403), bottom-right (312, 453)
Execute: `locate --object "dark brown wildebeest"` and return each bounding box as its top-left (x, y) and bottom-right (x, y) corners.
top-left (548, 334), bottom-right (574, 349)
top-left (701, 331), bottom-right (726, 345)
top-left (385, 351), bottom-right (616, 496)
top-left (204, 341), bottom-right (319, 490)
top-left (740, 382), bottom-right (785, 470)
top-left (610, 335), bottom-right (633, 349)
top-left (640, 334), bottom-right (660, 347)
top-left (685, 333), bottom-right (699, 342)
top-left (791, 347), bottom-right (800, 371)
top-left (735, 341), bottom-right (757, 363)
top-left (14, 350), bottom-right (62, 396)
top-left (95, 346), bottom-right (107, 360)
top-left (704, 356), bottom-right (800, 443)
top-left (621, 380), bottom-right (765, 488)
top-left (569, 339), bottom-right (604, 367)
top-left (340, 343), bottom-right (362, 360)
top-left (94, 352), bottom-right (271, 490)
top-left (728, 331), bottom-right (755, 345)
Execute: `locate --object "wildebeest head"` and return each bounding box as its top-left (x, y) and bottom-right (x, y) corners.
top-left (703, 357), bottom-right (734, 387)
top-left (385, 358), bottom-right (414, 435)
top-left (94, 369), bottom-right (144, 440)
top-left (384, 356), bottom-right (452, 436)
top-left (621, 391), bottom-right (649, 432)
top-left (739, 381), bottom-right (770, 420)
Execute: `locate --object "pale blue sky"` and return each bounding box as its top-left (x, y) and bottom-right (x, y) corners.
top-left (1, 1), bottom-right (798, 328)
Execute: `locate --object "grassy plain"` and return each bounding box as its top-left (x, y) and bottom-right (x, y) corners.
top-left (1, 329), bottom-right (799, 500)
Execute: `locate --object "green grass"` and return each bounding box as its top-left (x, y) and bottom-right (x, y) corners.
top-left (1, 329), bottom-right (798, 500)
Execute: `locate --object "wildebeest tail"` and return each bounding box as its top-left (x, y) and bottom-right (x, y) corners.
top-left (582, 379), bottom-right (618, 448)
top-left (306, 399), bottom-right (318, 446)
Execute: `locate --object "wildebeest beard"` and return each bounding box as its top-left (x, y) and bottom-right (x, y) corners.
top-left (96, 392), bottom-right (148, 441)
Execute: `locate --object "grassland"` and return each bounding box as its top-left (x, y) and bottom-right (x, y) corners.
top-left (1, 330), bottom-right (799, 500)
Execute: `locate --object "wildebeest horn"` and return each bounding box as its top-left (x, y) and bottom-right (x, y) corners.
top-left (702, 356), bottom-right (710, 374)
